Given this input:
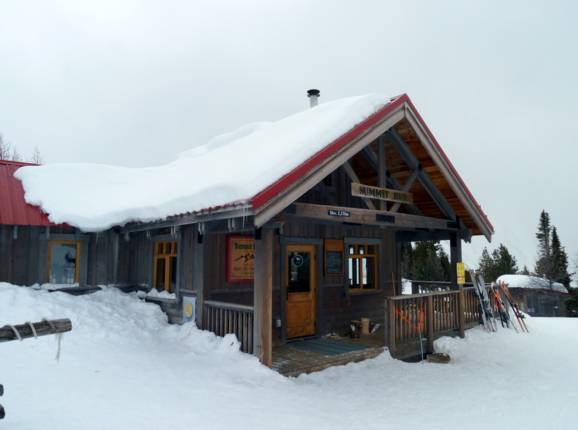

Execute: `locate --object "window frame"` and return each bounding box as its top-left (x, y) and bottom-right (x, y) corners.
top-left (345, 239), bottom-right (381, 294)
top-left (47, 239), bottom-right (81, 284)
top-left (153, 240), bottom-right (178, 293)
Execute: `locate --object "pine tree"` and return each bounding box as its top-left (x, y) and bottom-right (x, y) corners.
top-left (400, 242), bottom-right (414, 280)
top-left (535, 210), bottom-right (552, 278)
top-left (492, 244), bottom-right (518, 280)
top-left (519, 265), bottom-right (530, 275)
top-left (478, 244), bottom-right (518, 282)
top-left (478, 247), bottom-right (494, 281)
top-left (438, 247), bottom-right (451, 282)
top-left (412, 241), bottom-right (446, 281)
top-left (551, 227), bottom-right (571, 287)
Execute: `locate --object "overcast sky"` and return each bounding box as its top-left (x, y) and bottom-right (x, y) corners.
top-left (1, 0), bottom-right (577, 272)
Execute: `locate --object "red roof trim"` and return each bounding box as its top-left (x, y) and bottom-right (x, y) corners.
top-left (249, 93), bottom-right (493, 234)
top-left (250, 94), bottom-right (407, 210)
top-left (403, 98), bottom-right (494, 232)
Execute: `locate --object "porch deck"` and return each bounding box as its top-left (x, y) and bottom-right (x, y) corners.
top-left (272, 334), bottom-right (386, 377)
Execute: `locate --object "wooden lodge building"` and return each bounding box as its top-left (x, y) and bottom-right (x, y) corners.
top-left (0, 92), bottom-right (494, 369)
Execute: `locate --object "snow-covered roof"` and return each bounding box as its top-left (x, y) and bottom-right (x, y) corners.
top-left (497, 274), bottom-right (568, 294)
top-left (16, 95), bottom-right (392, 231)
top-left (15, 93), bottom-right (494, 236)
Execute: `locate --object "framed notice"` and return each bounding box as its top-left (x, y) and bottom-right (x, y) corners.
top-left (226, 235), bottom-right (255, 283)
top-left (325, 239), bottom-right (344, 275)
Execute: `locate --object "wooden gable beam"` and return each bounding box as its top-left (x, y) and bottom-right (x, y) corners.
top-left (361, 146), bottom-right (423, 215)
top-left (390, 169), bottom-right (419, 213)
top-left (384, 129), bottom-right (456, 220)
top-left (342, 162), bottom-right (376, 210)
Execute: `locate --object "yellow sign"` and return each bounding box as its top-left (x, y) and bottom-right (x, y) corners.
top-left (456, 262), bottom-right (466, 285)
top-left (227, 236), bottom-right (255, 283)
top-left (351, 182), bottom-right (413, 204)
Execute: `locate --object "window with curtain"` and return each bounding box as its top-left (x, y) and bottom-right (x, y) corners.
top-left (347, 243), bottom-right (379, 291)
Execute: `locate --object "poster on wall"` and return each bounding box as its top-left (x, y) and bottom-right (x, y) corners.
top-left (226, 235), bottom-right (255, 283)
top-left (324, 239), bottom-right (344, 275)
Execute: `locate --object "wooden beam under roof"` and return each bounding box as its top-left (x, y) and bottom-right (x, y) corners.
top-left (283, 202), bottom-right (458, 231)
top-left (342, 162), bottom-right (376, 210)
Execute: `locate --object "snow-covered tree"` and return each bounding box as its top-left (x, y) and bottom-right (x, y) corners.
top-left (0, 134), bottom-right (11, 160)
top-left (30, 146), bottom-right (42, 164)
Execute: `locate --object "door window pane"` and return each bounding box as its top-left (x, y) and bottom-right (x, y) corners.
top-left (49, 242), bottom-right (78, 284)
top-left (155, 258), bottom-right (166, 291)
top-left (288, 252), bottom-right (311, 293)
top-left (169, 256), bottom-right (177, 293)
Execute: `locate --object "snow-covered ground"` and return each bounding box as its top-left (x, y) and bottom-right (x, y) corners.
top-left (1, 283), bottom-right (577, 430)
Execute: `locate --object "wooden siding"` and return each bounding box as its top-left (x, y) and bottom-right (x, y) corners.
top-left (0, 226), bottom-right (93, 286)
top-left (198, 220), bottom-right (398, 344)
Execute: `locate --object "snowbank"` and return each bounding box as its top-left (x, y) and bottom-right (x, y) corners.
top-left (497, 274), bottom-right (568, 293)
top-left (15, 94), bottom-right (392, 231)
top-left (2, 282), bottom-right (578, 430)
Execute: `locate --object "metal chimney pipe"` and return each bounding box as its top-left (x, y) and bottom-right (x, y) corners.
top-left (307, 89), bottom-right (320, 108)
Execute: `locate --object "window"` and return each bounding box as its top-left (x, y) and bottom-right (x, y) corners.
top-left (153, 241), bottom-right (178, 293)
top-left (287, 251), bottom-right (312, 293)
top-left (48, 240), bottom-right (80, 284)
top-left (347, 243), bottom-right (379, 291)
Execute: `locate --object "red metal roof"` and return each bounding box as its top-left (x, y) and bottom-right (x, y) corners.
top-left (0, 160), bottom-right (54, 226)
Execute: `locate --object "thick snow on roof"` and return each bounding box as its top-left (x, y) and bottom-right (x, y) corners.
top-left (16, 94), bottom-right (391, 232)
top-left (497, 274), bottom-right (568, 294)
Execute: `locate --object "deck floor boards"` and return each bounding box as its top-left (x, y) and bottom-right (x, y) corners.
top-left (272, 334), bottom-right (386, 377)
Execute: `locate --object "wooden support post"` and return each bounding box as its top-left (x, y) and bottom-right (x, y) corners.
top-left (458, 287), bottom-right (466, 338)
top-left (426, 295), bottom-right (434, 354)
top-left (387, 299), bottom-right (396, 353)
top-left (253, 228), bottom-right (273, 367)
top-left (450, 232), bottom-right (462, 287)
top-left (193, 229), bottom-right (205, 328)
top-left (378, 136), bottom-right (387, 210)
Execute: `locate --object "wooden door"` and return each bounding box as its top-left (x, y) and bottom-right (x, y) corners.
top-left (285, 244), bottom-right (317, 339)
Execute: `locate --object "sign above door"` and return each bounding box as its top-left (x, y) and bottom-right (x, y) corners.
top-left (351, 182), bottom-right (413, 205)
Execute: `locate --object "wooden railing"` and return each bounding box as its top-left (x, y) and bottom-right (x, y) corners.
top-left (408, 280), bottom-right (480, 294)
top-left (202, 300), bottom-right (254, 354)
top-left (410, 280), bottom-right (453, 294)
top-left (463, 287), bottom-right (481, 328)
top-left (387, 288), bottom-right (473, 357)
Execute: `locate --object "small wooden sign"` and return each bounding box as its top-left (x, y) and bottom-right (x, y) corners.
top-left (456, 262), bottom-right (466, 285)
top-left (226, 236), bottom-right (255, 283)
top-left (328, 209), bottom-right (351, 218)
top-left (351, 182), bottom-right (413, 204)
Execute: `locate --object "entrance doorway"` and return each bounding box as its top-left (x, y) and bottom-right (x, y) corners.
top-left (285, 244), bottom-right (317, 339)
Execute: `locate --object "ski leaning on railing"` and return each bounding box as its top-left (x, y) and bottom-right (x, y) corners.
top-left (496, 281), bottom-right (529, 333)
top-left (469, 270), bottom-right (496, 332)
top-left (489, 283), bottom-right (515, 331)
